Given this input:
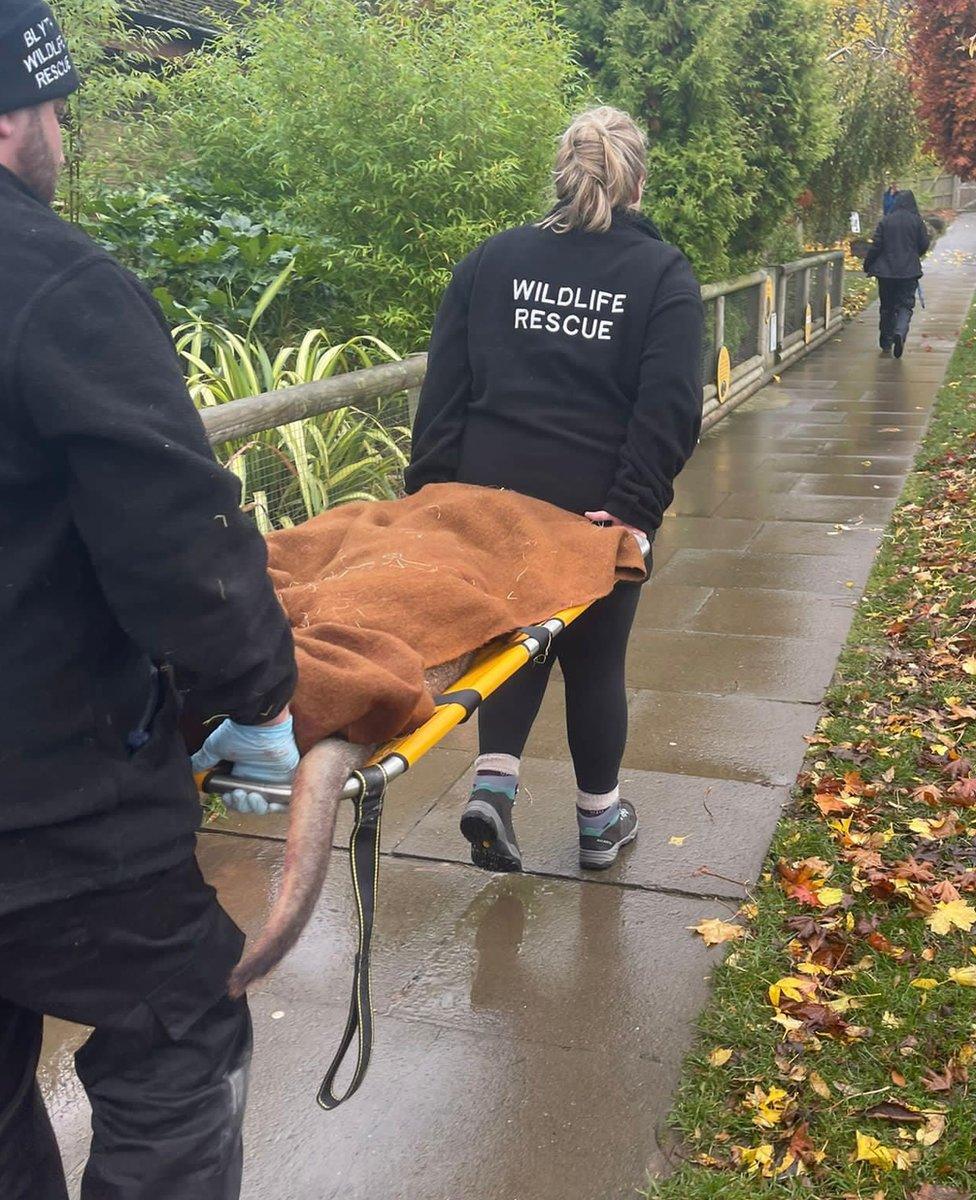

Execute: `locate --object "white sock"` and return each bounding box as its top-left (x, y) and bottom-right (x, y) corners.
top-left (475, 753), bottom-right (521, 777)
top-left (576, 786), bottom-right (620, 813)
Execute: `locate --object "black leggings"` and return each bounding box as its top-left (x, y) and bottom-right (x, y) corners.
top-left (478, 580), bottom-right (642, 795)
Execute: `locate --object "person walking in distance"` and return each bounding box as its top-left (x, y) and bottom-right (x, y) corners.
top-left (864, 189), bottom-right (931, 359)
top-left (0, 3), bottom-right (301, 1196)
top-left (406, 107), bottom-right (703, 873)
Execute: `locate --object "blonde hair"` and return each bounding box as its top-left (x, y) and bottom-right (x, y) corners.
top-left (539, 107), bottom-right (647, 235)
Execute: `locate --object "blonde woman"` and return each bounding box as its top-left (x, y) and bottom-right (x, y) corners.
top-left (405, 107), bottom-right (703, 872)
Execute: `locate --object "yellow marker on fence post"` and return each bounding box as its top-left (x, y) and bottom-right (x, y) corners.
top-left (716, 345), bottom-right (731, 404)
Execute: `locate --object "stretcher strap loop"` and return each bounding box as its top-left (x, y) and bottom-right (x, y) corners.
top-left (520, 623), bottom-right (556, 664)
top-left (316, 765), bottom-right (387, 1110)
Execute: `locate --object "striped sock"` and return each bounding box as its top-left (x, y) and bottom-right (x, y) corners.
top-left (472, 753), bottom-right (520, 801)
top-left (576, 786), bottom-right (621, 835)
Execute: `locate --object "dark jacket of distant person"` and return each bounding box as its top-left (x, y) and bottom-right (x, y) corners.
top-left (865, 191), bottom-right (931, 280)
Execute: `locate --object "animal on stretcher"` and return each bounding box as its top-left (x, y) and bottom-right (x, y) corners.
top-left (226, 482), bottom-right (647, 997)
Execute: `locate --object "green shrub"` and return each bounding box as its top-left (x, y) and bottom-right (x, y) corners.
top-left (82, 184), bottom-right (336, 335)
top-left (806, 60), bottom-right (919, 242)
top-left (127, 0), bottom-right (579, 348)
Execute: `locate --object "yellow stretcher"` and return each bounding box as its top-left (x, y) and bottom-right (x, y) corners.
top-left (200, 602), bottom-right (591, 1109)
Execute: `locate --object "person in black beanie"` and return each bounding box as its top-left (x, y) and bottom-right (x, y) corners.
top-left (406, 106), bottom-right (703, 874)
top-left (0, 3), bottom-right (300, 1197)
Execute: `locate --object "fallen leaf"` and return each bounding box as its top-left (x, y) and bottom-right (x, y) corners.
top-left (809, 1070), bottom-right (831, 1099)
top-left (948, 966), bottom-right (976, 987)
top-left (733, 1142), bottom-right (775, 1173)
top-left (691, 918), bottom-right (745, 946)
top-left (769, 975), bottom-right (815, 1006)
top-left (744, 1084), bottom-right (792, 1129)
top-left (668, 835), bottom-right (687, 846)
top-left (864, 1100), bottom-right (925, 1123)
top-left (910, 978), bottom-right (940, 990)
top-left (909, 1185), bottom-right (971, 1200)
top-left (916, 1112), bottom-right (947, 1147)
top-left (928, 899), bottom-right (976, 935)
top-left (708, 1046), bottom-right (733, 1067)
top-left (818, 887), bottom-right (846, 907)
top-left (815, 792), bottom-right (856, 816)
top-left (914, 783), bottom-right (944, 806)
top-left (854, 1130), bottom-right (914, 1171)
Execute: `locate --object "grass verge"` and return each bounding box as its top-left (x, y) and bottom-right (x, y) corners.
top-left (647, 301), bottom-right (976, 1200)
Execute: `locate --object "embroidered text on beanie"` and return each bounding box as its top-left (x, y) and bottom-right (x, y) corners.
top-left (0, 1), bottom-right (79, 115)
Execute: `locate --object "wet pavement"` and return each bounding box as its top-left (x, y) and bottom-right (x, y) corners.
top-left (46, 216), bottom-right (976, 1198)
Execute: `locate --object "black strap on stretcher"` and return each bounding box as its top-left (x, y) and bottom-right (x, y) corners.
top-left (317, 763), bottom-right (388, 1109)
top-left (317, 622), bottom-right (554, 1108)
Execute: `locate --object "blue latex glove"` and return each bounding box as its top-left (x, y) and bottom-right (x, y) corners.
top-left (192, 716), bottom-right (300, 815)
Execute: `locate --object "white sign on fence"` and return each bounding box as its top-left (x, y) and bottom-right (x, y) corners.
top-left (850, 211), bottom-right (861, 234)
top-left (769, 311), bottom-right (778, 354)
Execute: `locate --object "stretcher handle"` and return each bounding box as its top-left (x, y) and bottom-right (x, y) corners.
top-left (198, 609), bottom-right (585, 808)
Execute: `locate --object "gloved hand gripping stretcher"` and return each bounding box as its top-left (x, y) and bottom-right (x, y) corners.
top-left (197, 483), bottom-right (647, 1108)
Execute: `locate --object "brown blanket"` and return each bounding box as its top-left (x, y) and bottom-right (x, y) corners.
top-left (265, 483), bottom-right (647, 748)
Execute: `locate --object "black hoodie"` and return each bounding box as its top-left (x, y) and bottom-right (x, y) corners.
top-left (405, 210), bottom-right (704, 536)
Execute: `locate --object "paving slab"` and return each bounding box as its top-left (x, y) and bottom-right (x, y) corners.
top-left (690, 586), bottom-right (856, 641)
top-left (713, 491), bottom-right (896, 523)
top-left (748, 520), bottom-right (884, 558)
top-left (624, 689), bottom-right (824, 785)
top-left (656, 547), bottom-right (871, 594)
top-left (398, 758), bottom-right (788, 899)
top-left (47, 214), bottom-right (976, 1199)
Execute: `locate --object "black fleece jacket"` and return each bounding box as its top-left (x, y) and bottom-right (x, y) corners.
top-left (405, 210), bottom-right (703, 535)
top-left (0, 165), bottom-right (296, 914)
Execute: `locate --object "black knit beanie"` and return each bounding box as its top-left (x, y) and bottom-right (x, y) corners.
top-left (0, 1), bottom-right (79, 115)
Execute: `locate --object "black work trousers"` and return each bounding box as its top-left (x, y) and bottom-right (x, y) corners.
top-left (878, 277), bottom-right (918, 349)
top-left (0, 858), bottom-right (251, 1200)
top-left (479, 577), bottom-right (644, 794)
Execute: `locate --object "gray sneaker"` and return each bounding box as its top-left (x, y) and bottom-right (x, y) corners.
top-left (460, 788), bottom-right (523, 872)
top-left (579, 800), bottom-right (639, 870)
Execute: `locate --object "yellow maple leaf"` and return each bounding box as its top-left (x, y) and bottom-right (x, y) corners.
top-left (735, 1142), bottom-right (774, 1173)
top-left (854, 1131), bottom-right (913, 1171)
top-left (691, 918), bottom-right (745, 946)
top-left (928, 899), bottom-right (976, 936)
top-left (708, 1046), bottom-right (733, 1067)
top-left (948, 965), bottom-right (976, 987)
top-left (769, 975), bottom-right (810, 1006)
top-left (745, 1085), bottom-right (791, 1129)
